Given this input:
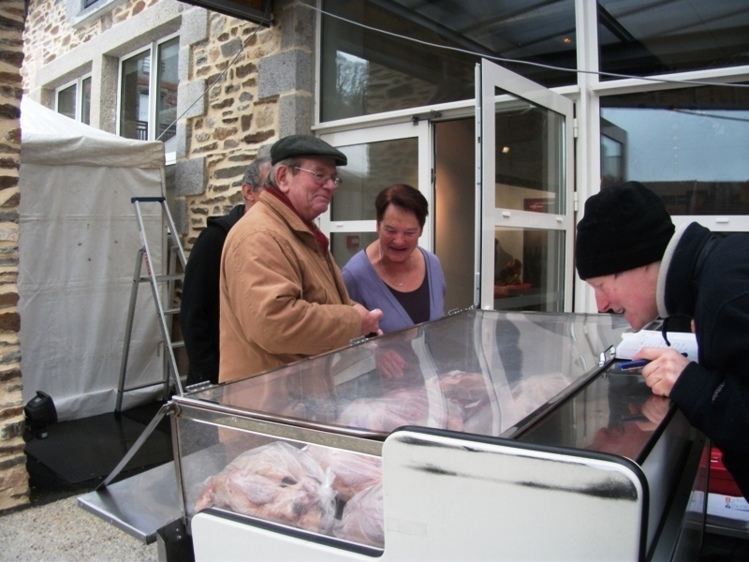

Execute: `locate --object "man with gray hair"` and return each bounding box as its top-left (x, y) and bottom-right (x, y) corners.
top-left (180, 157), bottom-right (271, 386)
top-left (219, 134), bottom-right (382, 382)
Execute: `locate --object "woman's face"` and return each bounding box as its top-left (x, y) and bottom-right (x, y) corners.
top-left (377, 204), bottom-right (422, 263)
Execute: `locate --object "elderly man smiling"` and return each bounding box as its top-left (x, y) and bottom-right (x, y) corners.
top-left (219, 134), bottom-right (383, 382)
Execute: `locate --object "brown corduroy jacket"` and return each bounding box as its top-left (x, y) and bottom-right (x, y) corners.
top-left (218, 190), bottom-right (360, 383)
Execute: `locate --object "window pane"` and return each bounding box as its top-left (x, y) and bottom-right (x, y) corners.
top-left (495, 88), bottom-right (565, 214)
top-left (57, 85), bottom-right (76, 120)
top-left (331, 232), bottom-right (378, 274)
top-left (330, 137), bottom-right (419, 222)
top-left (157, 38), bottom-right (179, 143)
top-left (600, 85), bottom-right (749, 215)
top-left (598, 1), bottom-right (749, 79)
top-left (121, 50), bottom-right (150, 140)
top-left (321, 0), bottom-right (576, 121)
top-left (494, 227), bottom-right (564, 312)
top-left (81, 77), bottom-right (92, 125)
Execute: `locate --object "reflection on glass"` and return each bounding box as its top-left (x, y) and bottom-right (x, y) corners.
top-left (157, 38), bottom-right (178, 142)
top-left (601, 118), bottom-right (626, 187)
top-left (185, 310), bottom-right (628, 441)
top-left (521, 369), bottom-right (671, 463)
top-left (120, 50), bottom-right (150, 140)
top-left (81, 77), bottom-right (91, 125)
top-left (494, 227), bottom-right (564, 312)
top-left (331, 231), bottom-right (378, 275)
top-left (601, 86), bottom-right (749, 215)
top-left (320, 0), bottom-right (577, 121)
top-left (494, 87), bottom-right (564, 213)
top-left (56, 85), bottom-right (76, 120)
top-left (598, 0), bottom-right (749, 79)
top-left (330, 137), bottom-right (418, 222)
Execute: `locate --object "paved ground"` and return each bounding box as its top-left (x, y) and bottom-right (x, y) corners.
top-left (0, 494), bottom-right (159, 562)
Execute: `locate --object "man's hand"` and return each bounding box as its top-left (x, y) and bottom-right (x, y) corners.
top-left (636, 347), bottom-right (691, 397)
top-left (354, 304), bottom-right (383, 336)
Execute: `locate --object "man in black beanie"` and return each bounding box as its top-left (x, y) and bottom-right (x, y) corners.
top-left (576, 180), bottom-right (749, 502)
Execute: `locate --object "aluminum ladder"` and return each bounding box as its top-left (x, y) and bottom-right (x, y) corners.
top-left (115, 197), bottom-right (186, 413)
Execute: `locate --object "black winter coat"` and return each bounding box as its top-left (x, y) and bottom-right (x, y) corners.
top-left (663, 222), bottom-right (749, 501)
top-left (180, 205), bottom-right (244, 386)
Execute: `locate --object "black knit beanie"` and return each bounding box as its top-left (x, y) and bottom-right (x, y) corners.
top-left (575, 181), bottom-right (675, 280)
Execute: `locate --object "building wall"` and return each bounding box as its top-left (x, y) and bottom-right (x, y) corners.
top-left (21, 0), bottom-right (317, 250)
top-left (0, 0), bottom-right (27, 514)
top-left (9, 0), bottom-right (315, 509)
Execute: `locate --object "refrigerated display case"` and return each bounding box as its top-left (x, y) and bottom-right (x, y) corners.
top-left (164, 309), bottom-right (706, 561)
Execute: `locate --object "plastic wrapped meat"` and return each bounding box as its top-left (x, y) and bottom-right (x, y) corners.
top-left (435, 370), bottom-right (493, 404)
top-left (305, 445), bottom-right (382, 502)
top-left (334, 483), bottom-right (384, 548)
top-left (336, 385), bottom-right (464, 433)
top-left (194, 441), bottom-right (336, 533)
top-left (508, 372), bottom-right (571, 421)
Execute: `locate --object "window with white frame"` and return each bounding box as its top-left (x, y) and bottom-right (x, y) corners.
top-left (55, 75), bottom-right (92, 125)
top-left (66, 0), bottom-right (127, 26)
top-left (119, 36), bottom-right (179, 159)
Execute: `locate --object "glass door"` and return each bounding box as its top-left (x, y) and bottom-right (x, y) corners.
top-left (478, 59), bottom-right (575, 312)
top-left (319, 122), bottom-right (431, 271)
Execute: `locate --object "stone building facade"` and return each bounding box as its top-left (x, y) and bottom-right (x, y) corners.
top-left (0, 0), bottom-right (317, 510)
top-left (21, 0), bottom-right (316, 247)
top-left (0, 0), bottom-right (27, 513)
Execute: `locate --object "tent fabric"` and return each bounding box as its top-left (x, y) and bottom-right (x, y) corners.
top-left (20, 97), bottom-right (164, 169)
top-left (19, 97), bottom-right (167, 421)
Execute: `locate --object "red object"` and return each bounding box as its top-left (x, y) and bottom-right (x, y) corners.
top-left (709, 446), bottom-right (742, 497)
top-left (346, 235), bottom-right (360, 250)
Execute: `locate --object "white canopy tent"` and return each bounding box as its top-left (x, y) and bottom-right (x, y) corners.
top-left (19, 97), bottom-right (167, 421)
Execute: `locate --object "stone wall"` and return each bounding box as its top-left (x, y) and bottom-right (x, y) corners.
top-left (11, 0), bottom-right (316, 509)
top-left (21, 0), bottom-right (316, 250)
top-left (0, 0), bottom-right (27, 514)
top-left (178, 0), bottom-right (315, 249)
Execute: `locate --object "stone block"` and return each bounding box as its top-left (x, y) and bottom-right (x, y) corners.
top-left (258, 50), bottom-right (313, 99)
top-left (177, 79), bottom-right (207, 121)
top-left (180, 7), bottom-right (209, 47)
top-left (279, 0), bottom-right (314, 50)
top-left (278, 93), bottom-right (313, 138)
top-left (173, 197), bottom-right (188, 235)
top-left (175, 156), bottom-right (206, 197)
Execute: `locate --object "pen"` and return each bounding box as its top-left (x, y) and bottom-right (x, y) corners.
top-left (618, 353), bottom-right (688, 371)
top-left (618, 358), bottom-right (650, 370)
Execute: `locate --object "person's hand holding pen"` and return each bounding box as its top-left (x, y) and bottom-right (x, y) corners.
top-left (631, 347), bottom-right (691, 397)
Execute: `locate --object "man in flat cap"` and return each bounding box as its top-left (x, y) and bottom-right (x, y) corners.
top-left (219, 134), bottom-right (383, 382)
top-left (576, 180), bottom-right (749, 501)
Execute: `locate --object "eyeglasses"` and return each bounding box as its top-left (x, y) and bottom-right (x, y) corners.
top-left (293, 166), bottom-right (343, 187)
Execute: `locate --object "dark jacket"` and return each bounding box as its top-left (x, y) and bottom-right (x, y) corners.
top-left (180, 204), bottom-right (244, 386)
top-left (662, 222), bottom-right (749, 500)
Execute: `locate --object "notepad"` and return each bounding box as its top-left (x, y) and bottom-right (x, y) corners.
top-left (616, 330), bottom-right (698, 360)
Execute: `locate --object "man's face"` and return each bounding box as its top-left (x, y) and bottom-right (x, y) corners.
top-left (242, 162), bottom-right (271, 211)
top-left (586, 264), bottom-right (660, 330)
top-left (277, 157), bottom-right (339, 221)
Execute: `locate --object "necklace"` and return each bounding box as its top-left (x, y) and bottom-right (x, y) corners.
top-left (378, 244), bottom-right (412, 287)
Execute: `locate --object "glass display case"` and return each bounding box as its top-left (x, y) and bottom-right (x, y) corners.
top-left (168, 309), bottom-right (706, 561)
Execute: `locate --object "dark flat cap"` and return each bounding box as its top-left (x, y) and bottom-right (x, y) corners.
top-left (270, 134), bottom-right (347, 166)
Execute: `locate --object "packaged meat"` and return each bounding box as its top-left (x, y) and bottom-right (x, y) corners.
top-left (305, 445), bottom-right (382, 501)
top-left (335, 384), bottom-right (464, 433)
top-left (333, 483), bottom-right (384, 548)
top-left (195, 441), bottom-right (336, 534)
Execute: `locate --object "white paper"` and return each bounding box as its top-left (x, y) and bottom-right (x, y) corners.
top-left (616, 330), bottom-right (698, 360)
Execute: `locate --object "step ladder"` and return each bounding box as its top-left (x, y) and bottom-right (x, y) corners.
top-left (116, 197), bottom-right (186, 413)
